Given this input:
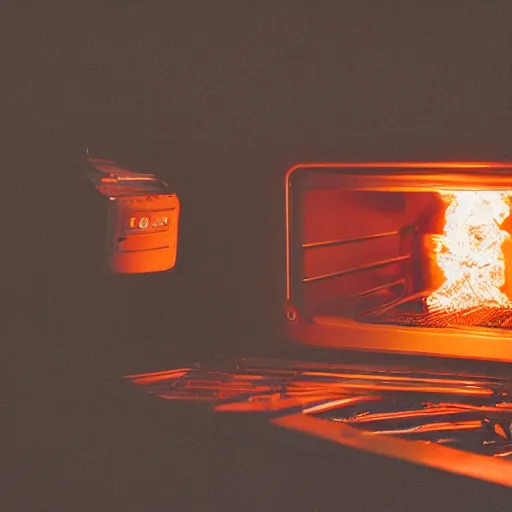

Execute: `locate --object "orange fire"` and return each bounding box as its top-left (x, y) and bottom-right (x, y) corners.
top-left (426, 190), bottom-right (512, 312)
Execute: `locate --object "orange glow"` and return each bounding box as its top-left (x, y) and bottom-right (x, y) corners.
top-left (426, 191), bottom-right (512, 313)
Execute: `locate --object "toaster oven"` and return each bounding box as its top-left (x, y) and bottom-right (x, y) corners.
top-left (88, 157), bottom-right (180, 274)
top-left (283, 162), bottom-right (512, 363)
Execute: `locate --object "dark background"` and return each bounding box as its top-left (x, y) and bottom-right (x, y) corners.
top-left (5, 2), bottom-right (512, 510)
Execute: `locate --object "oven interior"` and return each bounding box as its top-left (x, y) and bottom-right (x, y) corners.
top-left (292, 168), bottom-right (512, 333)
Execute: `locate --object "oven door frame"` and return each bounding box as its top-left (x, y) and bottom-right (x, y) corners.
top-left (284, 162), bottom-right (512, 363)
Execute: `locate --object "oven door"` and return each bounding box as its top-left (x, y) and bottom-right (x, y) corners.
top-left (127, 355), bottom-right (512, 488)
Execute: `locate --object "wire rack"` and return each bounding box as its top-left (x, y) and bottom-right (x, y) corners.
top-left (355, 291), bottom-right (512, 329)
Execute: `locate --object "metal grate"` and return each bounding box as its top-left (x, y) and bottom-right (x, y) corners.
top-left (356, 292), bottom-right (512, 329)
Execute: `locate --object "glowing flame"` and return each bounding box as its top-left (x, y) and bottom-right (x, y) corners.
top-left (426, 190), bottom-right (512, 312)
